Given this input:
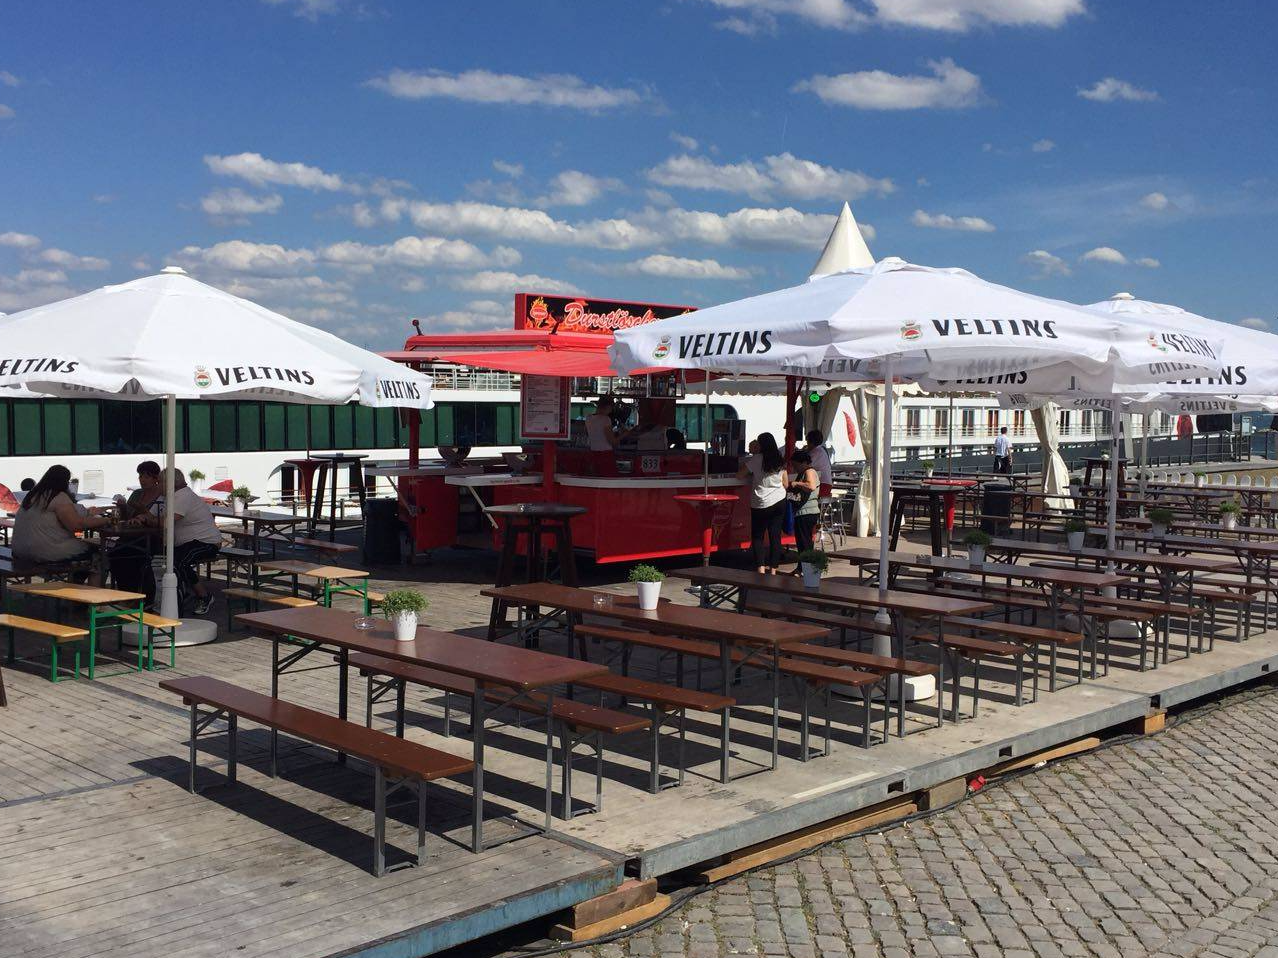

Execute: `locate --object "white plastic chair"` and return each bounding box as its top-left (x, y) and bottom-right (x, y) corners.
top-left (1210, 473), bottom-right (1223, 485)
top-left (1240, 475), bottom-right (1253, 487)
top-left (1227, 474), bottom-right (1238, 486)
top-left (1257, 476), bottom-right (1268, 489)
top-left (1181, 472), bottom-right (1194, 485)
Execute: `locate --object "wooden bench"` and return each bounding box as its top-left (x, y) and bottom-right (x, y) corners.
top-left (908, 631), bottom-right (1029, 719)
top-left (293, 537), bottom-right (359, 556)
top-left (159, 675), bottom-right (474, 876)
top-left (348, 652), bottom-right (652, 814)
top-left (117, 611), bottom-right (182, 670)
top-left (574, 623), bottom-right (887, 749)
top-left (223, 588), bottom-right (317, 632)
top-left (745, 598), bottom-right (893, 643)
top-left (2, 613), bottom-right (92, 682)
top-left (217, 546), bottom-right (258, 585)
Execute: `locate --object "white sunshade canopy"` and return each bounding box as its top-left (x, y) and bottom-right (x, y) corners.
top-left (998, 294), bottom-right (1278, 415)
top-left (0, 269), bottom-right (433, 408)
top-left (610, 258), bottom-right (1225, 391)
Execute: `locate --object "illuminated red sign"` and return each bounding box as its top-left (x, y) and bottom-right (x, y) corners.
top-left (515, 293), bottom-right (696, 335)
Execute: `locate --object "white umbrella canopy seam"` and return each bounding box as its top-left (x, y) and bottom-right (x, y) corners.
top-left (0, 269), bottom-right (433, 626)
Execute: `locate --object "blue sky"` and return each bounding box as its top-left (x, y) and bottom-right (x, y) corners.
top-left (1, 0), bottom-right (1275, 346)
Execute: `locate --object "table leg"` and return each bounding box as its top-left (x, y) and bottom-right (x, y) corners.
top-left (270, 637), bottom-right (279, 776)
top-left (770, 646), bottom-right (780, 771)
top-left (87, 606), bottom-right (98, 680)
top-left (719, 640), bottom-right (732, 784)
top-left (544, 691), bottom-right (555, 829)
top-left (337, 648), bottom-right (349, 766)
top-left (310, 464), bottom-right (327, 537)
top-left (471, 681), bottom-right (486, 853)
top-left (329, 463), bottom-right (340, 541)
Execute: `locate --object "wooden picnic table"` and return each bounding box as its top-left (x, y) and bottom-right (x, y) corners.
top-left (256, 559), bottom-right (372, 611)
top-left (666, 567), bottom-right (994, 730)
top-left (8, 582), bottom-right (147, 678)
top-left (237, 604), bottom-right (605, 852)
top-left (481, 581), bottom-right (823, 782)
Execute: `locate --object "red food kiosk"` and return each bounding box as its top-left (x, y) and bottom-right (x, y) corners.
top-left (382, 294), bottom-right (762, 563)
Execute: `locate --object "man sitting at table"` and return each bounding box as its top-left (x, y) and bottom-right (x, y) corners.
top-left (125, 469), bottom-right (222, 615)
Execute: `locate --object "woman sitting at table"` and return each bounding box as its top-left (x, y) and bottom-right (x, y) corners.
top-left (126, 469), bottom-right (222, 615)
top-left (12, 465), bottom-right (110, 576)
top-left (738, 433), bottom-right (789, 575)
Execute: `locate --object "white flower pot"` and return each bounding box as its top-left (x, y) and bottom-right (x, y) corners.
top-left (924, 468), bottom-right (934, 478)
top-left (393, 611), bottom-right (418, 641)
top-left (800, 563), bottom-right (822, 588)
top-left (636, 580), bottom-right (662, 610)
top-left (1067, 531), bottom-right (1085, 552)
top-left (1222, 513), bottom-right (1238, 530)
top-left (232, 498), bottom-right (246, 515)
top-left (968, 546), bottom-right (986, 567)
top-left (1196, 477), bottom-right (1205, 487)
top-left (1151, 523), bottom-right (1167, 537)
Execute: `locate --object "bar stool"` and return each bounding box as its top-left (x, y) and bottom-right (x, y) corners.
top-left (484, 503), bottom-right (586, 642)
top-left (308, 453), bottom-right (369, 541)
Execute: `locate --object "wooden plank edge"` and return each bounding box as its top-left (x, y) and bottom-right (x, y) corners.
top-left (695, 797), bottom-right (919, 884)
top-left (550, 893), bottom-right (672, 942)
top-left (565, 877), bottom-right (658, 928)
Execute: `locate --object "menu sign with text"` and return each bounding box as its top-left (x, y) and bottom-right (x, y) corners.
top-left (515, 293), bottom-right (695, 335)
top-left (520, 374), bottom-right (570, 440)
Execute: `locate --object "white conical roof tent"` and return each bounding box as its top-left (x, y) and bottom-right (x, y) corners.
top-left (810, 201), bottom-right (875, 277)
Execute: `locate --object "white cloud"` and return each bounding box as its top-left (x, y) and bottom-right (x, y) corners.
top-left (200, 188), bottom-right (284, 220)
top-left (1135, 256), bottom-right (1160, 268)
top-left (261, 0), bottom-right (343, 19)
top-left (15, 268), bottom-right (67, 286)
top-left (619, 254), bottom-right (754, 281)
top-left (0, 271), bottom-right (78, 313)
top-left (794, 59), bottom-right (982, 110)
top-left (386, 198), bottom-right (661, 250)
top-left (204, 152), bottom-right (349, 191)
top-left (492, 159), bottom-right (524, 178)
top-left (1022, 249), bottom-right (1071, 277)
top-left (347, 202), bottom-right (379, 228)
top-left (0, 105), bottom-right (14, 120)
top-left (1139, 191), bottom-right (1171, 212)
top-left (1078, 77), bottom-right (1159, 103)
top-left (534, 170), bottom-right (623, 207)
top-left (670, 132), bottom-right (700, 151)
top-left (1240, 317), bottom-right (1270, 331)
top-left (1031, 138), bottom-right (1056, 153)
top-left (37, 248), bottom-right (109, 271)
top-left (701, 0), bottom-right (1083, 32)
top-left (319, 236), bottom-right (519, 271)
top-left (177, 240), bottom-right (316, 276)
top-left (653, 205), bottom-right (853, 248)
top-left (366, 69), bottom-right (644, 111)
top-left (0, 71), bottom-right (19, 87)
top-left (451, 271), bottom-right (581, 296)
top-left (0, 231), bottom-right (41, 249)
top-left (910, 209), bottom-right (995, 232)
top-left (647, 152), bottom-right (893, 201)
top-left (131, 257), bottom-right (151, 272)
top-left (1080, 246), bottom-right (1127, 265)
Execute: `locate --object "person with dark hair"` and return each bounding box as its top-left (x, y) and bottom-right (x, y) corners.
top-left (805, 429), bottom-right (833, 497)
top-left (994, 426), bottom-right (1012, 474)
top-left (738, 432), bottom-right (789, 574)
top-left (788, 449), bottom-right (821, 555)
top-left (585, 396), bottom-right (621, 476)
top-left (12, 465), bottom-right (110, 566)
top-left (107, 460), bottom-right (165, 598)
top-left (127, 469), bottom-right (221, 614)
top-left (13, 477), bottom-right (35, 505)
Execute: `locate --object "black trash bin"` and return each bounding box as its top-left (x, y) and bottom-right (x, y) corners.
top-left (980, 482), bottom-right (1014, 536)
top-left (363, 497), bottom-right (403, 565)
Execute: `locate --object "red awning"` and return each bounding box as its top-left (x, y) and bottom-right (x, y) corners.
top-left (385, 328), bottom-right (694, 380)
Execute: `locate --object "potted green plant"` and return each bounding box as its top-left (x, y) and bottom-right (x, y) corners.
top-left (921, 460), bottom-right (935, 479)
top-left (1063, 515), bottom-right (1088, 552)
top-left (629, 563), bottom-right (665, 610)
top-left (187, 468), bottom-right (206, 493)
top-left (963, 529), bottom-right (992, 566)
top-left (1149, 507), bottom-right (1174, 537)
top-left (797, 549), bottom-right (829, 588)
top-left (230, 484), bottom-right (252, 515)
top-left (1194, 470), bottom-right (1207, 488)
top-left (383, 589), bottom-right (428, 641)
top-left (1219, 500), bottom-right (1241, 531)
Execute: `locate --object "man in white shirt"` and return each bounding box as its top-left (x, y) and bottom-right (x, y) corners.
top-left (994, 427), bottom-right (1012, 474)
top-left (133, 469), bottom-right (222, 615)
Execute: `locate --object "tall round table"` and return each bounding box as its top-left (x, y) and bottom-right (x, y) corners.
top-left (674, 493), bottom-right (739, 566)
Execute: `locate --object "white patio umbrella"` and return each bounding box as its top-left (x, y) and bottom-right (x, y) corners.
top-left (0, 267), bottom-right (433, 635)
top-left (611, 258), bottom-right (1224, 658)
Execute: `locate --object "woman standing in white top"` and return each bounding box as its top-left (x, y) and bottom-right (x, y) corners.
top-left (737, 432), bottom-right (789, 574)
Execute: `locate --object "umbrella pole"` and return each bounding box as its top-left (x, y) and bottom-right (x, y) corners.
top-left (1106, 417), bottom-right (1120, 570)
top-left (875, 358), bottom-right (894, 631)
top-left (160, 394), bottom-right (179, 620)
top-left (703, 373), bottom-right (710, 496)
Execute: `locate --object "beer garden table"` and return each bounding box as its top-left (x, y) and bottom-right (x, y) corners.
top-left (236, 605), bottom-right (606, 852)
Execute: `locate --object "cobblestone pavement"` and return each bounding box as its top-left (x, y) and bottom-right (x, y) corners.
top-left (553, 686), bottom-right (1278, 958)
